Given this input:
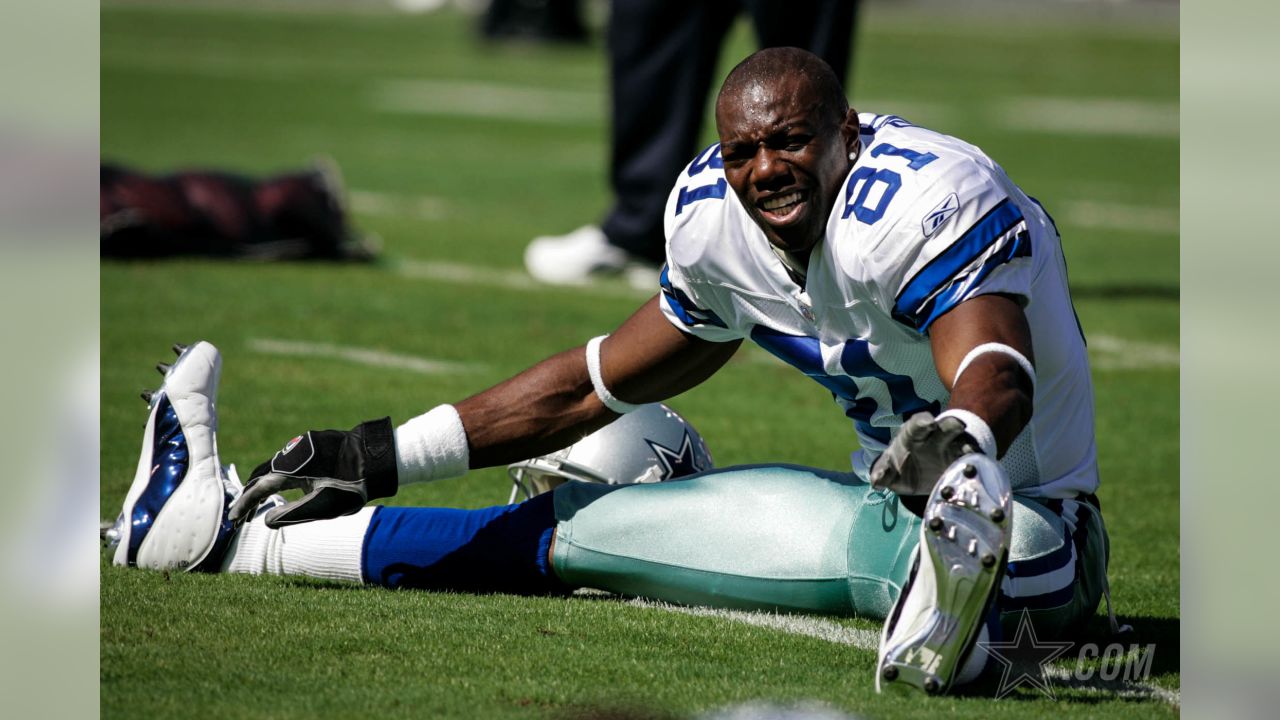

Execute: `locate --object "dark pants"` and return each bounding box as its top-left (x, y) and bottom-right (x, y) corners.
top-left (603, 0), bottom-right (859, 263)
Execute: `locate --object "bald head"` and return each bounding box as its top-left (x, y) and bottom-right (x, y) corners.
top-left (715, 47), bottom-right (849, 135)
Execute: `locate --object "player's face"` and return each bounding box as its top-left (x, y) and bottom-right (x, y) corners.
top-left (717, 78), bottom-right (855, 255)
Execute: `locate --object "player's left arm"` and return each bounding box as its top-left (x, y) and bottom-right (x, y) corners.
top-left (869, 292), bottom-right (1034, 495)
top-left (927, 292), bottom-right (1034, 456)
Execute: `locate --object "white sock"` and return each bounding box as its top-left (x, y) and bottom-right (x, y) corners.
top-left (221, 507), bottom-right (376, 583)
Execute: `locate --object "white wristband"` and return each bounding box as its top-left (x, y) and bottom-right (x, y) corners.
top-left (936, 408), bottom-right (998, 458)
top-left (393, 404), bottom-right (470, 485)
top-left (953, 342), bottom-right (1036, 394)
top-left (586, 335), bottom-right (640, 414)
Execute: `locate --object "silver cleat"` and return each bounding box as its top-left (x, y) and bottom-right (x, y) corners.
top-left (876, 453), bottom-right (1012, 695)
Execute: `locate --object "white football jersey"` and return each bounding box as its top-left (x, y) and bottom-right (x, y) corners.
top-left (659, 112), bottom-right (1097, 499)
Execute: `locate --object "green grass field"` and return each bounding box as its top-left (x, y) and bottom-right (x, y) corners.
top-left (101, 2), bottom-right (1179, 717)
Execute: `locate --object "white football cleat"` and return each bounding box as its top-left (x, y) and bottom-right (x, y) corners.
top-left (524, 225), bottom-right (657, 290)
top-left (876, 453), bottom-right (1012, 695)
top-left (103, 341), bottom-right (240, 572)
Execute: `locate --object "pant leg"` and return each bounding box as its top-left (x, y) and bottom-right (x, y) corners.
top-left (999, 496), bottom-right (1109, 638)
top-left (551, 464), bottom-right (919, 616)
top-left (745, 0), bottom-right (860, 85)
top-left (602, 0), bottom-right (740, 262)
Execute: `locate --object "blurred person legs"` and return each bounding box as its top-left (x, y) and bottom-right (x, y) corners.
top-left (100, 159), bottom-right (376, 262)
top-left (482, 0), bottom-right (587, 43)
top-left (524, 0), bottom-right (858, 288)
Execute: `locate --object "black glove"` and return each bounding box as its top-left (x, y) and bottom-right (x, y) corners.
top-left (869, 412), bottom-right (979, 496)
top-left (228, 417), bottom-right (397, 528)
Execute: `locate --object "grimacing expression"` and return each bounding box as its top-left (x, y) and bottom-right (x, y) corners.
top-left (716, 76), bottom-right (856, 256)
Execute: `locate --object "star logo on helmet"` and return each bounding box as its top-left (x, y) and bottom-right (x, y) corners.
top-left (646, 431), bottom-right (703, 480)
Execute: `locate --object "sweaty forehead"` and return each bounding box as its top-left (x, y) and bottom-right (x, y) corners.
top-left (717, 78), bottom-right (820, 140)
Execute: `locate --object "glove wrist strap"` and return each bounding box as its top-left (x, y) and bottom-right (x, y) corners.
top-left (394, 404), bottom-right (470, 485)
top-left (936, 408), bottom-right (998, 458)
top-left (359, 417), bottom-right (398, 500)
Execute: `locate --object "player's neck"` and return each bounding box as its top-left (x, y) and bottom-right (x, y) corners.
top-left (771, 245), bottom-right (811, 289)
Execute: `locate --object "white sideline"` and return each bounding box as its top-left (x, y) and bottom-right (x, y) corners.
top-left (625, 598), bottom-right (1179, 707)
top-left (246, 338), bottom-right (476, 374)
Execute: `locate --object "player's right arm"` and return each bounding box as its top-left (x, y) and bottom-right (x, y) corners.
top-left (458, 296), bottom-right (741, 468)
top-left (228, 297), bottom-right (739, 527)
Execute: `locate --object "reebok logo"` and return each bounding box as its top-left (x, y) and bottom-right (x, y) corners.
top-left (923, 192), bottom-right (959, 238)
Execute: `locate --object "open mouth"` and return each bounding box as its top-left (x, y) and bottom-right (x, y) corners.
top-left (757, 190), bottom-right (807, 224)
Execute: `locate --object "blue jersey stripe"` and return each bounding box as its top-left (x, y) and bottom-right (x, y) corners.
top-left (660, 265), bottom-right (726, 328)
top-left (750, 326), bottom-right (893, 446)
top-left (893, 198), bottom-right (1027, 330)
top-left (913, 231), bottom-right (1031, 331)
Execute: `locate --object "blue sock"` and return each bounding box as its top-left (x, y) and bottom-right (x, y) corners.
top-left (361, 492), bottom-right (568, 595)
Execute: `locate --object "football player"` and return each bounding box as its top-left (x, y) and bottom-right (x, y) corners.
top-left (106, 48), bottom-right (1115, 695)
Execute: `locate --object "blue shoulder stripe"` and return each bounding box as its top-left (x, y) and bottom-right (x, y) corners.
top-left (660, 265), bottom-right (727, 328)
top-left (893, 198), bottom-right (1029, 332)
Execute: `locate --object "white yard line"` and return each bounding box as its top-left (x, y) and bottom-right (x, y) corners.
top-left (246, 337), bottom-right (476, 374)
top-left (371, 80), bottom-right (1178, 140)
top-left (395, 258), bottom-right (651, 299)
top-left (625, 598), bottom-right (882, 649)
top-left (996, 97), bottom-right (1178, 138)
top-left (348, 190), bottom-right (448, 221)
top-left (395, 261), bottom-right (1176, 370)
top-left (625, 598), bottom-right (1178, 707)
top-left (1088, 334), bottom-right (1179, 371)
top-left (372, 79), bottom-right (603, 124)
top-left (1060, 200), bottom-right (1178, 236)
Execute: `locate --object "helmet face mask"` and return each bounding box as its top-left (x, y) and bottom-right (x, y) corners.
top-left (507, 403), bottom-right (713, 503)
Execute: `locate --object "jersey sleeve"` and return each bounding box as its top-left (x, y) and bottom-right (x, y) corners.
top-left (655, 143), bottom-right (744, 344)
top-left (885, 166), bottom-right (1034, 334)
top-left (658, 263), bottom-right (741, 343)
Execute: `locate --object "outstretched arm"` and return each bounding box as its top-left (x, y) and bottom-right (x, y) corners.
top-left (458, 296), bottom-right (741, 467)
top-left (229, 297), bottom-right (740, 526)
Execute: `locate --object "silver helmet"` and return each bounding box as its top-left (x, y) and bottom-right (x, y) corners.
top-left (507, 403), bottom-right (713, 502)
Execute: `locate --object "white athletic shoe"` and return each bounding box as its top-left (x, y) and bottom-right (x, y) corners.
top-left (524, 225), bottom-right (658, 290)
top-left (876, 453), bottom-right (1012, 695)
top-left (102, 341), bottom-right (241, 572)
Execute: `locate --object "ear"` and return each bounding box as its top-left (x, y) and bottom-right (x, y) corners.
top-left (842, 107), bottom-right (861, 157)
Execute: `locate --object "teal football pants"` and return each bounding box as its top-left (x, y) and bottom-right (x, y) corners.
top-left (549, 464), bottom-right (1108, 636)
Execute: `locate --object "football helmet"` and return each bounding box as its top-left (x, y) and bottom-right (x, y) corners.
top-left (507, 403), bottom-right (713, 502)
